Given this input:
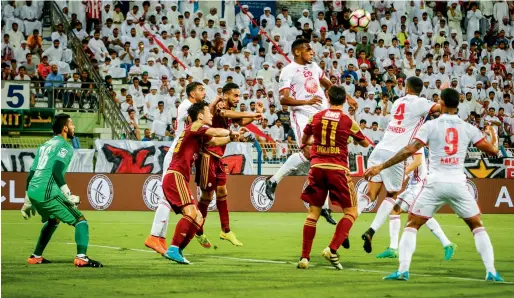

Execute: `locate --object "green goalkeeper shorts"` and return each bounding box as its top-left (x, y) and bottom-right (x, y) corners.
top-left (28, 189), bottom-right (83, 226)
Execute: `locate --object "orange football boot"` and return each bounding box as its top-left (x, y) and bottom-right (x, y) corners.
top-left (145, 235), bottom-right (166, 255)
top-left (27, 255), bottom-right (51, 264)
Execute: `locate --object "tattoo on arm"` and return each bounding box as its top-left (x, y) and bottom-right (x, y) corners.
top-left (381, 140), bottom-right (425, 170)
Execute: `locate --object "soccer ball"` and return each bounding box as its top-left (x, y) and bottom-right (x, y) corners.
top-left (349, 9), bottom-right (371, 30)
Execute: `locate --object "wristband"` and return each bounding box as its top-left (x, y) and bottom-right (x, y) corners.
top-left (60, 184), bottom-right (72, 200)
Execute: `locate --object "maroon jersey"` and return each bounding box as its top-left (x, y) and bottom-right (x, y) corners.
top-left (304, 109), bottom-right (365, 170)
top-left (168, 122), bottom-right (212, 177)
top-left (204, 114), bottom-right (231, 158)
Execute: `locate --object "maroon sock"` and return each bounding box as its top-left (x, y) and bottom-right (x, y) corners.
top-left (217, 196), bottom-right (230, 233)
top-left (329, 215), bottom-right (355, 252)
top-left (302, 218), bottom-right (317, 259)
top-left (180, 221), bottom-right (202, 250)
top-left (171, 215), bottom-right (194, 247)
top-left (196, 200), bottom-right (210, 236)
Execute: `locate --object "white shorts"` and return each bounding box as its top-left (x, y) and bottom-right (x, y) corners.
top-left (290, 110), bottom-right (312, 146)
top-left (396, 181), bottom-right (424, 212)
top-left (410, 181), bottom-right (481, 219)
top-left (367, 148), bottom-right (405, 192)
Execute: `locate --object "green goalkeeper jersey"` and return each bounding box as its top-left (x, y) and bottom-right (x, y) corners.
top-left (28, 135), bottom-right (74, 201)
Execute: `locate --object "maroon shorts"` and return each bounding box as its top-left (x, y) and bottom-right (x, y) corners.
top-left (162, 171), bottom-right (196, 214)
top-left (195, 153), bottom-right (227, 191)
top-left (301, 167), bottom-right (356, 209)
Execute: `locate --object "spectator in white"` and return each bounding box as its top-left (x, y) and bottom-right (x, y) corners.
top-left (127, 109), bottom-right (141, 140)
top-left (464, 90), bottom-right (482, 115)
top-left (184, 30), bottom-right (201, 54)
top-left (7, 23), bottom-right (24, 48)
top-left (357, 105), bottom-right (375, 128)
top-left (142, 57), bottom-right (161, 80)
top-left (298, 9), bottom-right (313, 29)
top-left (190, 58), bottom-right (203, 79)
top-left (365, 121), bottom-right (384, 145)
top-left (144, 86), bottom-right (160, 117)
top-left (313, 11), bottom-right (328, 34)
top-left (64, 72), bottom-right (82, 108)
top-left (466, 3), bottom-right (483, 43)
top-left (219, 47), bottom-right (237, 67)
top-left (418, 12), bottom-right (433, 34)
top-left (271, 18), bottom-right (289, 42)
top-left (260, 7), bottom-right (275, 29)
top-left (487, 80), bottom-right (503, 103)
top-left (151, 100), bottom-right (168, 123)
top-left (257, 118), bottom-right (271, 142)
top-left (380, 11), bottom-right (394, 34)
top-left (265, 103), bottom-right (279, 124)
top-left (88, 31), bottom-right (109, 62)
top-left (3, 1), bottom-right (23, 34)
top-left (277, 7), bottom-right (292, 27)
top-left (236, 4), bottom-right (253, 34)
top-left (14, 41), bottom-right (30, 64)
top-left (129, 77), bottom-right (145, 109)
top-left (206, 7), bottom-right (220, 27)
top-left (120, 18), bottom-right (135, 37)
top-left (475, 81), bottom-right (487, 101)
top-left (232, 66), bottom-right (245, 87)
top-left (42, 39), bottom-right (71, 73)
top-left (494, 0), bottom-right (509, 25)
top-left (20, 0), bottom-right (42, 36)
top-left (129, 57), bottom-right (144, 77)
top-left (270, 118), bottom-right (284, 141)
top-left (218, 18), bottom-right (232, 42)
top-left (483, 96), bottom-right (500, 116)
top-left (461, 67), bottom-right (477, 89)
top-left (457, 93), bottom-right (472, 120)
top-left (483, 107), bottom-right (502, 141)
top-left (366, 12), bottom-right (380, 37)
top-left (376, 24), bottom-right (393, 48)
top-left (14, 65), bottom-right (30, 81)
top-left (500, 94), bottom-right (514, 116)
top-left (166, 3), bottom-right (179, 26)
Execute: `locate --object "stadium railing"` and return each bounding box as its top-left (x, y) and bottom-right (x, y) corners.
top-left (48, 1), bottom-right (136, 140)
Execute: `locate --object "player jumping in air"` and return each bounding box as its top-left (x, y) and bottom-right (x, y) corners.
top-left (366, 148), bottom-right (457, 260)
top-left (298, 86), bottom-right (369, 270)
top-left (264, 38), bottom-right (358, 225)
top-left (358, 76), bottom-right (441, 253)
top-left (162, 101), bottom-right (242, 264)
top-left (21, 114), bottom-right (102, 267)
top-left (194, 82), bottom-right (263, 248)
top-left (365, 88), bottom-right (503, 282)
top-left (145, 82), bottom-right (206, 255)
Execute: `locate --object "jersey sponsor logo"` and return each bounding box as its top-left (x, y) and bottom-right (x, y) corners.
top-left (304, 77), bottom-right (319, 94)
top-left (142, 175), bottom-right (163, 210)
top-left (355, 179), bottom-right (377, 212)
top-left (466, 179), bottom-right (479, 202)
top-left (58, 148), bottom-right (68, 158)
top-left (87, 174), bottom-right (114, 210)
top-left (196, 186), bottom-right (217, 211)
top-left (250, 176), bottom-right (274, 211)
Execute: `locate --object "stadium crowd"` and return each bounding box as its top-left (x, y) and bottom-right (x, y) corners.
top-left (1, 0), bottom-right (513, 156)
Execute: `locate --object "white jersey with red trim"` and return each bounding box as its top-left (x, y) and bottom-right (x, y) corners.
top-left (414, 114), bottom-right (484, 184)
top-left (408, 148), bottom-right (427, 186)
top-left (376, 94), bottom-right (435, 153)
top-left (278, 61), bottom-right (328, 117)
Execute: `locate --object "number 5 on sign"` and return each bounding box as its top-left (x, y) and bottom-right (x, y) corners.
top-left (1, 81), bottom-right (30, 110)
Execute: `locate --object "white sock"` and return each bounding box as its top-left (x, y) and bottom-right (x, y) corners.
top-left (76, 254), bottom-right (86, 258)
top-left (322, 197), bottom-right (330, 209)
top-left (425, 218), bottom-right (451, 247)
top-left (270, 152), bottom-right (308, 184)
top-left (150, 200), bottom-right (171, 237)
top-left (389, 215), bottom-right (401, 249)
top-left (473, 227), bottom-right (496, 275)
top-left (370, 198), bottom-right (395, 231)
top-left (398, 227), bottom-right (417, 273)
top-left (357, 192), bottom-right (371, 215)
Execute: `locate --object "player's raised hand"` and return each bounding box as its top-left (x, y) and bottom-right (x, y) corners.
top-left (364, 165), bottom-right (383, 180)
top-left (253, 112), bottom-right (263, 120)
top-left (229, 130), bottom-right (241, 141)
top-left (307, 96), bottom-right (322, 106)
top-left (21, 193), bottom-right (36, 220)
top-left (255, 101), bottom-right (264, 113)
top-left (239, 127), bottom-right (249, 135)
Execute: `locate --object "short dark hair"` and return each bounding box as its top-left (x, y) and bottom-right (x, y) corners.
top-left (186, 82), bottom-right (203, 97)
top-left (291, 38), bottom-right (309, 53)
top-left (406, 77), bottom-right (423, 95)
top-left (360, 119), bottom-right (367, 124)
top-left (187, 101), bottom-right (209, 122)
top-left (222, 82), bottom-right (239, 94)
top-left (327, 86), bottom-right (346, 106)
top-left (440, 88), bottom-right (460, 108)
top-left (52, 113), bottom-right (71, 135)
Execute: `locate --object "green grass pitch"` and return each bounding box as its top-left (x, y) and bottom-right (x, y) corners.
top-left (2, 210), bottom-right (514, 297)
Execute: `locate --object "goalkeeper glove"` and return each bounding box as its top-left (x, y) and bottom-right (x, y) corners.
top-left (60, 184), bottom-right (80, 207)
top-left (21, 192), bottom-right (36, 220)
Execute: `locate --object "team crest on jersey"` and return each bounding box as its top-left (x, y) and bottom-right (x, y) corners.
top-left (196, 186), bottom-right (217, 211)
top-left (466, 179), bottom-right (479, 202)
top-left (355, 179), bottom-right (377, 212)
top-left (304, 77), bottom-right (319, 94)
top-left (250, 177), bottom-right (274, 211)
top-left (142, 175), bottom-right (163, 210)
top-left (87, 174), bottom-right (114, 210)
top-left (58, 148), bottom-right (68, 158)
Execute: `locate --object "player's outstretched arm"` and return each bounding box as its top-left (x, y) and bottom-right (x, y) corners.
top-left (364, 139), bottom-right (424, 180)
top-left (404, 153), bottom-right (423, 176)
top-left (320, 76), bottom-right (334, 89)
top-left (475, 126), bottom-right (499, 156)
top-left (207, 136), bottom-right (231, 146)
top-left (220, 109), bottom-right (262, 120)
top-left (429, 103), bottom-right (442, 114)
top-left (279, 89), bottom-right (321, 106)
top-left (205, 127), bottom-right (231, 137)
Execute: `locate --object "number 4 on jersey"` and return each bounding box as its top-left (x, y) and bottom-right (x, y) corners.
top-left (393, 103), bottom-right (405, 125)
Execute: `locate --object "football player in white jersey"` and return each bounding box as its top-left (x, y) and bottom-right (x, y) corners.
top-left (365, 88), bottom-right (503, 282)
top-left (359, 77), bottom-right (441, 253)
top-left (264, 38), bottom-right (358, 225)
top-left (144, 82), bottom-right (206, 255)
top-left (365, 148), bottom-right (456, 260)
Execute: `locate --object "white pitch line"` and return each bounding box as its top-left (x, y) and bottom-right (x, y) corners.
top-left (66, 243), bottom-right (513, 285)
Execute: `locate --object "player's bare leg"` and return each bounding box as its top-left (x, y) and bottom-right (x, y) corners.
top-left (217, 185), bottom-right (242, 246)
top-left (145, 200), bottom-right (171, 255)
top-left (165, 205), bottom-right (203, 264)
top-left (323, 206), bottom-right (358, 270)
top-left (298, 205), bottom-right (321, 269)
top-left (195, 190), bottom-right (213, 248)
top-left (464, 215), bottom-right (503, 282)
top-left (28, 218), bottom-right (59, 264)
top-left (73, 217), bottom-right (103, 268)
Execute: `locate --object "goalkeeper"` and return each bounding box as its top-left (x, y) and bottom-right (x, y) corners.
top-left (22, 113), bottom-right (102, 267)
